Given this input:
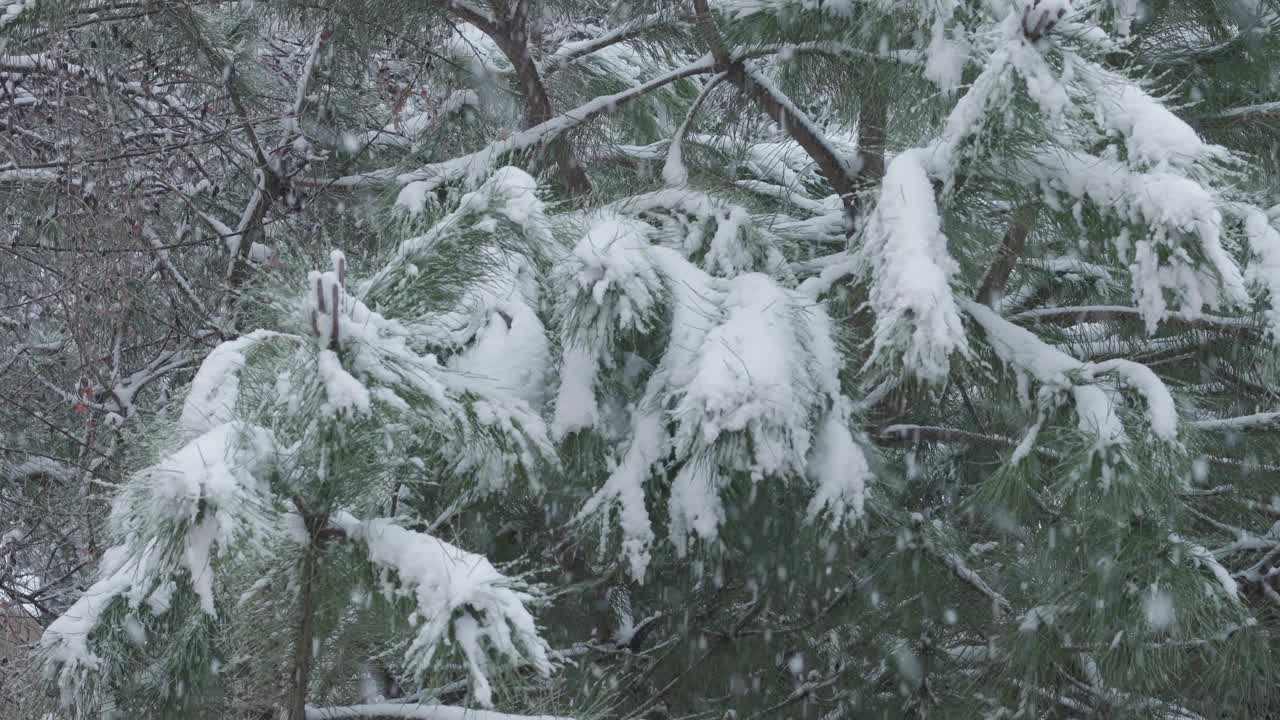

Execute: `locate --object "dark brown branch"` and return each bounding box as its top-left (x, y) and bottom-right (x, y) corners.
top-left (433, 0), bottom-right (591, 195)
top-left (287, 542), bottom-right (321, 720)
top-left (857, 98), bottom-right (886, 187)
top-left (692, 0), bottom-right (862, 229)
top-left (976, 204), bottom-right (1038, 307)
top-left (285, 495), bottom-right (343, 720)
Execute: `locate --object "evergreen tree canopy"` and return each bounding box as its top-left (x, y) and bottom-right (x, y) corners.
top-left (3, 0), bottom-right (1280, 718)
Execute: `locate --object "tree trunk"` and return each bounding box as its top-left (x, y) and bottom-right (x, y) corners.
top-left (287, 543), bottom-right (321, 720)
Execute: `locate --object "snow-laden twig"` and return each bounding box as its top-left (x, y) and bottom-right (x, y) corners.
top-left (141, 224), bottom-right (210, 319)
top-left (1188, 411), bottom-right (1280, 431)
top-left (332, 512), bottom-right (552, 707)
top-left (0, 168), bottom-right (60, 184)
top-left (1013, 305), bottom-right (1254, 330)
top-left (305, 704), bottom-right (573, 720)
top-left (937, 550), bottom-right (1013, 617)
top-left (861, 149), bottom-right (969, 382)
top-left (321, 56), bottom-right (717, 190)
top-left (662, 72), bottom-right (727, 186)
top-left (543, 12), bottom-right (688, 75)
top-left (1201, 100), bottom-right (1280, 123)
top-left (963, 300), bottom-right (1179, 444)
top-left (734, 40), bottom-right (923, 67)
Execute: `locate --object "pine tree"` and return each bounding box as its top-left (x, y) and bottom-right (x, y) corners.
top-left (5, 0), bottom-right (1280, 718)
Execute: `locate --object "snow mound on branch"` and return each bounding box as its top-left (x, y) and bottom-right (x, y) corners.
top-left (0, 0), bottom-right (35, 28)
top-left (333, 514), bottom-right (551, 707)
top-left (1032, 149), bottom-right (1248, 329)
top-left (375, 167), bottom-right (551, 303)
top-left (344, 167), bottom-right (557, 450)
top-left (118, 422), bottom-right (276, 614)
top-left (1089, 359), bottom-right (1177, 442)
top-left (41, 544), bottom-right (157, 704)
top-left (564, 213), bottom-right (869, 578)
top-left (444, 23), bottom-right (511, 77)
top-left (317, 349), bottom-right (371, 417)
top-left (861, 148), bottom-right (969, 383)
top-left (805, 407), bottom-right (871, 530)
top-left (448, 298), bottom-right (551, 408)
top-left (1098, 83), bottom-right (1228, 170)
top-left (668, 273), bottom-right (826, 473)
top-left (1071, 385), bottom-right (1127, 452)
top-left (43, 422), bottom-right (275, 703)
top-left (180, 330), bottom-right (281, 436)
top-left (962, 301), bottom-right (1177, 449)
top-left (1244, 210), bottom-right (1280, 341)
top-left (304, 246), bottom-right (555, 492)
top-left (551, 346), bottom-right (599, 439)
top-left (559, 214), bottom-right (666, 345)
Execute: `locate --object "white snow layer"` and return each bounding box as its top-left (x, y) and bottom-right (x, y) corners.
top-left (1244, 210), bottom-right (1280, 340)
top-left (306, 704), bottom-right (572, 720)
top-left (962, 301), bottom-right (1178, 446)
top-left (565, 212), bottom-right (868, 578)
top-left (862, 148), bottom-right (969, 382)
top-left (551, 346), bottom-right (600, 439)
top-left (131, 422), bottom-right (276, 615)
top-left (805, 408), bottom-right (871, 530)
top-left (42, 422), bottom-right (275, 703)
top-left (1033, 148), bottom-right (1249, 330)
top-left (180, 330), bottom-right (281, 436)
top-left (333, 513), bottom-right (551, 707)
top-left (41, 545), bottom-right (156, 704)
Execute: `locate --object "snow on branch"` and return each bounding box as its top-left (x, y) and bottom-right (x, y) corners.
top-left (0, 168), bottom-right (61, 184)
top-left (1088, 359), bottom-right (1177, 442)
top-left (1188, 412), bottom-right (1280, 432)
top-left (1012, 305), bottom-right (1255, 331)
top-left (1243, 209), bottom-right (1280, 341)
top-left (918, 9), bottom-right (1258, 335)
top-left (179, 330), bottom-right (287, 436)
top-left (805, 409), bottom-right (871, 529)
top-left (305, 704), bottom-right (572, 720)
top-left (1089, 74), bottom-right (1229, 170)
top-left (0, 0), bottom-right (36, 28)
top-left (39, 544), bottom-right (157, 705)
top-left (1029, 148), bottom-right (1249, 330)
top-left (141, 224), bottom-right (210, 319)
top-left (563, 212), bottom-right (868, 579)
top-left (938, 550), bottom-right (1013, 618)
top-left (734, 41), bottom-right (925, 68)
top-left (663, 74), bottom-right (728, 187)
top-left (860, 149), bottom-right (969, 383)
top-left (41, 422), bottom-right (277, 703)
top-left (330, 57), bottom-right (717, 192)
top-left (1200, 100), bottom-right (1280, 125)
top-left (543, 12), bottom-right (686, 75)
top-left (961, 300), bottom-right (1178, 447)
top-left (331, 513), bottom-right (552, 708)
top-left (301, 243), bottom-right (555, 488)
top-left (110, 423), bottom-right (277, 612)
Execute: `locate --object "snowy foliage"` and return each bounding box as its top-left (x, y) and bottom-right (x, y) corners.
top-left (6, 0), bottom-right (1280, 718)
top-left (332, 514), bottom-right (551, 708)
top-left (559, 212), bottom-right (868, 578)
